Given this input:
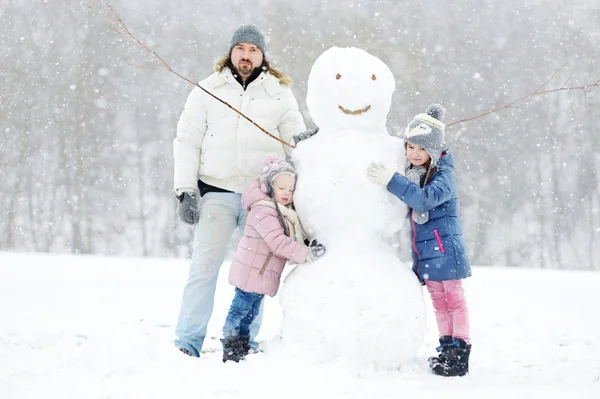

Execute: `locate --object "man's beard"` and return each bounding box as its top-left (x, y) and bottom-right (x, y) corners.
top-left (237, 61), bottom-right (253, 76)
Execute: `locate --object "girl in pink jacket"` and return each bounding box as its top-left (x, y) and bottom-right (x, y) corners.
top-left (221, 155), bottom-right (326, 363)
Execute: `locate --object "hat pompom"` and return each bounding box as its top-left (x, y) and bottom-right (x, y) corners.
top-left (426, 103), bottom-right (446, 122)
top-left (263, 153), bottom-right (281, 165)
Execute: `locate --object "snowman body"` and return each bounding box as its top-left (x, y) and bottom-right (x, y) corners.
top-left (279, 47), bottom-right (427, 369)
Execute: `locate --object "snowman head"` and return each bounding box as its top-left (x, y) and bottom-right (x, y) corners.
top-left (306, 47), bottom-right (395, 132)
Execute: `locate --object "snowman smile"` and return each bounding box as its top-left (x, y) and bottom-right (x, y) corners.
top-left (338, 104), bottom-right (371, 115)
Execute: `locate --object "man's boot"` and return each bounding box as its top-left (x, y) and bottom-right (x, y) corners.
top-left (432, 338), bottom-right (471, 377)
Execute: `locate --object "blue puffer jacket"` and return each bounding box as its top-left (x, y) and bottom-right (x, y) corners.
top-left (387, 150), bottom-right (471, 283)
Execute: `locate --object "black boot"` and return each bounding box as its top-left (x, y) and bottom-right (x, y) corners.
top-left (220, 336), bottom-right (246, 363)
top-left (432, 338), bottom-right (471, 377)
top-left (239, 336), bottom-right (251, 356)
top-left (428, 335), bottom-right (453, 368)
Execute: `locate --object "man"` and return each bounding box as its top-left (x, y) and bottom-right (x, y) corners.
top-left (172, 24), bottom-right (306, 357)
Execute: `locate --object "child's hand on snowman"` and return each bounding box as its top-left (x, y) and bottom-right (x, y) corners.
top-left (305, 243), bottom-right (326, 262)
top-left (367, 163), bottom-right (395, 185)
top-left (304, 239), bottom-right (320, 247)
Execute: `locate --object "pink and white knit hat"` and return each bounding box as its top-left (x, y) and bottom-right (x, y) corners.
top-left (258, 154), bottom-right (296, 195)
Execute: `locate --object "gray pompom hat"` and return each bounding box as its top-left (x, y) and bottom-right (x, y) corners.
top-left (228, 24), bottom-right (268, 55)
top-left (258, 154), bottom-right (296, 195)
top-left (404, 103), bottom-right (447, 166)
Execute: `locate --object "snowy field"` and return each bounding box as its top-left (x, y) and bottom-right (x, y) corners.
top-left (1, 251), bottom-right (599, 399)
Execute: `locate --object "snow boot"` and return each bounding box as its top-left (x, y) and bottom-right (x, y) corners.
top-left (432, 338), bottom-right (471, 377)
top-left (239, 336), bottom-right (251, 356)
top-left (220, 336), bottom-right (246, 363)
top-left (428, 335), bottom-right (453, 368)
top-left (239, 336), bottom-right (263, 356)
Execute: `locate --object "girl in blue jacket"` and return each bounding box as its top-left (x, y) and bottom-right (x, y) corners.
top-left (367, 104), bottom-right (472, 377)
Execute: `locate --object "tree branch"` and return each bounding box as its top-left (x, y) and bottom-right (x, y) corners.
top-left (100, 3), bottom-right (295, 149)
top-left (447, 66), bottom-right (600, 127)
top-left (100, 3), bottom-right (598, 135)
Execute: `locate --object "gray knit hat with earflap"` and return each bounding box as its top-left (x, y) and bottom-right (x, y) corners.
top-left (257, 154), bottom-right (296, 237)
top-left (404, 104), bottom-right (447, 166)
top-left (228, 24), bottom-right (268, 55)
top-left (258, 154), bottom-right (296, 196)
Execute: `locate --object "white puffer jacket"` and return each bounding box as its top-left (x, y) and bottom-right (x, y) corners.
top-left (173, 67), bottom-right (306, 194)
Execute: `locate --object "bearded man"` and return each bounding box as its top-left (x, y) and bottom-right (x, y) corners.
top-left (172, 24), bottom-right (307, 357)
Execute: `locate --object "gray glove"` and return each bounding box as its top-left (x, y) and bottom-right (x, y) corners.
top-left (305, 243), bottom-right (326, 262)
top-left (293, 127), bottom-right (319, 145)
top-left (177, 192), bottom-right (199, 225)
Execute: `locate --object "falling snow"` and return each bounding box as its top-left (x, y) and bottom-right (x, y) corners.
top-left (1, 1), bottom-right (600, 394)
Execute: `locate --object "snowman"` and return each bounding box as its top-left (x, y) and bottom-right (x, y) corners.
top-left (278, 47), bottom-right (427, 369)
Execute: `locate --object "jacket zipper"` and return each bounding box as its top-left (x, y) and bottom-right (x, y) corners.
top-left (433, 229), bottom-right (446, 254)
top-left (260, 253), bottom-right (273, 275)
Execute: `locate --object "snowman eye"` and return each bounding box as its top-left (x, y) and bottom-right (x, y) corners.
top-left (372, 74), bottom-right (377, 81)
top-left (336, 73), bottom-right (342, 80)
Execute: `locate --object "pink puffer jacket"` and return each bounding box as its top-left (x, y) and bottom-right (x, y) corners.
top-left (228, 179), bottom-right (309, 297)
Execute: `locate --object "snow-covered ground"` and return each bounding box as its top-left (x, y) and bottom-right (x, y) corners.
top-left (1, 251), bottom-right (599, 399)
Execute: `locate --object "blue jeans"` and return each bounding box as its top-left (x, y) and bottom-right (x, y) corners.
top-left (223, 288), bottom-right (265, 338)
top-left (174, 192), bottom-right (264, 357)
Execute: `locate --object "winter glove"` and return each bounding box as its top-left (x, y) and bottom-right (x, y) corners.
top-left (176, 192), bottom-right (200, 225)
top-left (293, 127), bottom-right (319, 145)
top-left (305, 243), bottom-right (326, 262)
top-left (366, 163), bottom-right (395, 186)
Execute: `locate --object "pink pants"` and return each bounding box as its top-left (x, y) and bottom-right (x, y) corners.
top-left (425, 280), bottom-right (470, 342)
